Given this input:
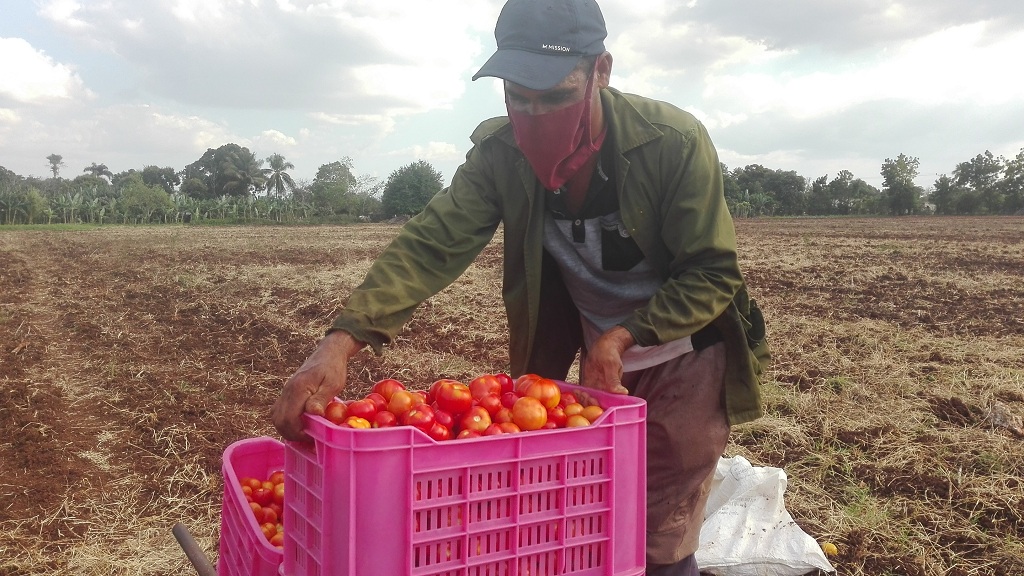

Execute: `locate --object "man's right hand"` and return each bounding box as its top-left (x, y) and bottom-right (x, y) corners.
top-left (580, 325), bottom-right (632, 395)
top-left (271, 330), bottom-right (365, 442)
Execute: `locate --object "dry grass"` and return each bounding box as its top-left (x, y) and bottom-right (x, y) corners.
top-left (0, 217), bottom-right (1022, 575)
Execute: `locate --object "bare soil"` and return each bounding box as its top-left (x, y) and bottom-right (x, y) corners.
top-left (1, 217), bottom-right (1022, 575)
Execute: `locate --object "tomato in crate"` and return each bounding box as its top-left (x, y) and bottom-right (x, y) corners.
top-left (282, 381), bottom-right (646, 576)
top-left (218, 437), bottom-right (285, 576)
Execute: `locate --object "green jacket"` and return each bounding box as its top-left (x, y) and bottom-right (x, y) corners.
top-left (332, 87), bottom-right (769, 425)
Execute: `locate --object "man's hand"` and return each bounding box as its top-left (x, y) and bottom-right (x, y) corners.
top-left (580, 325), bottom-right (632, 395)
top-left (271, 330), bottom-right (365, 442)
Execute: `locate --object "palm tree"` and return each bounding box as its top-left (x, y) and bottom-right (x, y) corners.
top-left (220, 151), bottom-right (266, 198)
top-left (83, 162), bottom-right (114, 182)
top-left (263, 154), bottom-right (297, 198)
top-left (46, 154), bottom-right (65, 178)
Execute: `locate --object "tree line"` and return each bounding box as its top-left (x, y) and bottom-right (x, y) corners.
top-left (3, 144), bottom-right (1022, 226)
top-left (723, 149), bottom-right (1024, 217)
top-left (1, 144), bottom-right (443, 225)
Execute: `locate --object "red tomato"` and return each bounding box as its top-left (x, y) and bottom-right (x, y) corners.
top-left (261, 523), bottom-right (276, 540)
top-left (268, 502), bottom-right (283, 520)
top-left (249, 502), bottom-right (263, 517)
top-left (432, 407), bottom-right (455, 431)
top-left (346, 399), bottom-right (377, 421)
top-left (373, 410), bottom-right (398, 428)
top-left (387, 390), bottom-right (421, 417)
top-left (324, 400), bottom-right (348, 425)
top-left (512, 396), bottom-right (548, 431)
top-left (403, 404), bottom-right (435, 431)
top-left (468, 374), bottom-right (502, 400)
top-left (458, 406), bottom-right (492, 434)
top-left (272, 483), bottom-right (285, 506)
top-left (433, 380), bottom-right (473, 415)
top-left (546, 406), bottom-right (568, 428)
top-left (364, 392), bottom-right (388, 413)
top-left (425, 380), bottom-right (441, 404)
top-left (371, 378), bottom-right (406, 401)
top-left (270, 532), bottom-right (285, 547)
top-left (241, 477), bottom-right (263, 491)
top-left (495, 372), bottom-right (515, 394)
top-left (252, 487), bottom-right (273, 506)
top-left (497, 422), bottom-right (521, 434)
top-left (492, 406), bottom-right (514, 424)
top-left (523, 378), bottom-right (561, 410)
top-left (268, 470), bottom-right (285, 486)
top-left (560, 392), bottom-right (578, 407)
top-left (500, 391), bottom-right (519, 410)
top-left (456, 429), bottom-right (481, 440)
top-left (261, 506), bottom-right (278, 525)
top-left (476, 393), bottom-right (503, 416)
top-left (514, 373), bottom-right (543, 395)
top-left (427, 421), bottom-right (452, 441)
top-left (482, 423), bottom-right (505, 436)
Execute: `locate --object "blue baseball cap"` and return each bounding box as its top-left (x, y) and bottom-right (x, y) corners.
top-left (473, 0), bottom-right (607, 90)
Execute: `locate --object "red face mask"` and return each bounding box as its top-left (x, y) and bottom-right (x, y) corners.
top-left (506, 66), bottom-right (606, 191)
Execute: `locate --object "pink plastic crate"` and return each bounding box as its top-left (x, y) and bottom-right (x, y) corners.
top-left (283, 382), bottom-right (646, 576)
top-left (218, 436), bottom-right (286, 576)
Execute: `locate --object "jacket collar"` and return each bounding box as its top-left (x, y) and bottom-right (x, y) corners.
top-left (600, 87), bottom-right (664, 155)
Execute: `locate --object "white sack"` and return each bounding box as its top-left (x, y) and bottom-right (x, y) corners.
top-left (696, 455), bottom-right (836, 576)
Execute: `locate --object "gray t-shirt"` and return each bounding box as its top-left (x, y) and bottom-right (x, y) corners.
top-left (541, 159), bottom-right (692, 372)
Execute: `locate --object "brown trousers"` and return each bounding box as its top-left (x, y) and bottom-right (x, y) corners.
top-left (525, 256), bottom-right (729, 565)
top-left (620, 342), bottom-right (730, 565)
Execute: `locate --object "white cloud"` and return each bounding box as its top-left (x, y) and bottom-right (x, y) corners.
top-left (701, 21), bottom-right (1024, 121)
top-left (880, 22), bottom-right (1024, 105)
top-left (310, 112), bottom-right (397, 136)
top-left (0, 38), bottom-right (89, 103)
top-left (387, 141), bottom-right (462, 163)
top-left (254, 129), bottom-right (298, 149)
top-left (0, 101), bottom-right (240, 177)
top-left (718, 146), bottom-right (808, 173)
top-left (687, 106), bottom-right (748, 131)
top-left (2, 0), bottom-right (1022, 190)
top-left (38, 0), bottom-right (88, 29)
top-left (36, 0), bottom-right (494, 114)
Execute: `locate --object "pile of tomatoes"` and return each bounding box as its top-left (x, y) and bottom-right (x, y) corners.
top-left (238, 470), bottom-right (285, 548)
top-left (323, 373), bottom-right (605, 441)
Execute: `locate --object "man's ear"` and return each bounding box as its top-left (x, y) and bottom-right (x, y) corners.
top-left (596, 52), bottom-right (613, 88)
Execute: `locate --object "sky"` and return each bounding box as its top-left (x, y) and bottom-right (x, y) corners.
top-left (2, 0), bottom-right (1023, 191)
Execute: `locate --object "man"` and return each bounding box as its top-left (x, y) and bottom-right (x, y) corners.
top-left (272, 0), bottom-right (769, 573)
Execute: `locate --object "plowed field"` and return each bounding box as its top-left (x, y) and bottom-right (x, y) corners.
top-left (1, 217), bottom-right (1022, 575)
